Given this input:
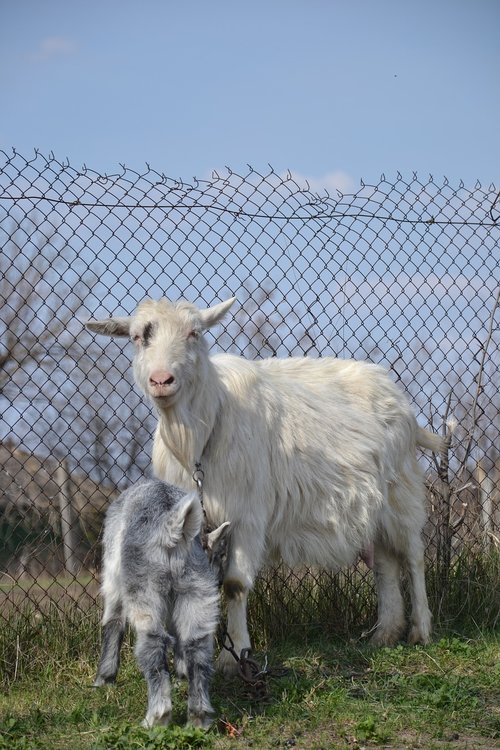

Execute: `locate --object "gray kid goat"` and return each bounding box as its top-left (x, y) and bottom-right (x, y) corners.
top-left (93, 478), bottom-right (229, 729)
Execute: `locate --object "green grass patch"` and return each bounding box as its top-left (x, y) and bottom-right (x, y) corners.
top-left (1, 550), bottom-right (498, 748)
top-left (1, 607), bottom-right (498, 750)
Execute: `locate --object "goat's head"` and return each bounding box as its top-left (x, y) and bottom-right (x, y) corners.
top-left (86, 297), bottom-right (235, 407)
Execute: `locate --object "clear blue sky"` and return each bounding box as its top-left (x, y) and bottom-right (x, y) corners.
top-left (1, 0), bottom-right (499, 191)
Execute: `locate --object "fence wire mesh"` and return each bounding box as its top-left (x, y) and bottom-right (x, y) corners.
top-left (0, 148), bottom-right (498, 630)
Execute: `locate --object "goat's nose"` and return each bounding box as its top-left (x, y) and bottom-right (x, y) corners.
top-left (149, 370), bottom-right (175, 386)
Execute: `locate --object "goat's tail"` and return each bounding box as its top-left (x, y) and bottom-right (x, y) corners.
top-left (417, 427), bottom-right (447, 454)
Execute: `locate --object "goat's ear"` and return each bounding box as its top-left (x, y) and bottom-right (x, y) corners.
top-left (199, 298), bottom-right (236, 329)
top-left (173, 492), bottom-right (203, 545)
top-left (85, 317), bottom-right (131, 338)
top-left (206, 521), bottom-right (230, 553)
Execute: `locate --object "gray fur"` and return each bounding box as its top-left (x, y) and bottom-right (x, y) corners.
top-left (94, 478), bottom-right (229, 729)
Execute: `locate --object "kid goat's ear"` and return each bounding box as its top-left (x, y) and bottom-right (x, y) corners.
top-left (206, 521), bottom-right (230, 553)
top-left (85, 317), bottom-right (131, 337)
top-left (174, 492), bottom-right (203, 545)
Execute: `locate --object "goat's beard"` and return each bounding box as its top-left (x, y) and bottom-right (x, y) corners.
top-left (157, 399), bottom-right (196, 472)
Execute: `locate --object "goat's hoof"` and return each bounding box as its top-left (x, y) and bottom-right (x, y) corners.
top-left (216, 648), bottom-right (241, 676)
top-left (142, 711), bottom-right (171, 728)
top-left (93, 675), bottom-right (115, 687)
top-left (370, 627), bottom-right (404, 647)
top-left (408, 625), bottom-right (431, 645)
top-left (187, 713), bottom-right (213, 730)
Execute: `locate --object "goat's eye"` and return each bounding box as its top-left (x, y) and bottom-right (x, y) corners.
top-left (188, 330), bottom-right (199, 340)
top-left (132, 334), bottom-right (142, 345)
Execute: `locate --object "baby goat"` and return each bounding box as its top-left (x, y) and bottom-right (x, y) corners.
top-left (93, 478), bottom-right (229, 729)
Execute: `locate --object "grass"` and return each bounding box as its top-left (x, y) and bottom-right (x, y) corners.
top-left (1, 550), bottom-right (498, 748)
top-left (0, 574), bottom-right (96, 592)
top-left (426, 547), bottom-right (500, 630)
top-left (0, 604), bottom-right (498, 750)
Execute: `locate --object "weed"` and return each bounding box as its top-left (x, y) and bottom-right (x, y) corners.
top-left (0, 717), bottom-right (42, 750)
top-left (91, 724), bottom-right (208, 750)
top-left (355, 714), bottom-right (391, 744)
top-left (1, 601), bottom-right (498, 749)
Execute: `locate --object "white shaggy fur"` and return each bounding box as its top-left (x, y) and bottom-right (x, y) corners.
top-left (86, 297), bottom-right (442, 673)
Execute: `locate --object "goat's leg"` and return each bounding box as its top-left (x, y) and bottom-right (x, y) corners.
top-left (134, 626), bottom-right (173, 728)
top-left (173, 638), bottom-right (188, 679)
top-left (218, 532), bottom-right (259, 675)
top-left (219, 581), bottom-right (250, 675)
top-left (387, 471), bottom-right (432, 645)
top-left (405, 535), bottom-right (432, 644)
top-left (371, 543), bottom-right (406, 646)
top-left (182, 634), bottom-right (215, 729)
top-left (94, 599), bottom-right (125, 686)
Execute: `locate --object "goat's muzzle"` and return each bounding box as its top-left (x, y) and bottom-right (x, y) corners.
top-left (148, 370), bottom-right (179, 401)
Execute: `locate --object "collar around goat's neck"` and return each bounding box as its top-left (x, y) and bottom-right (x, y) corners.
top-left (193, 461), bottom-right (214, 551)
top-left (192, 460), bottom-right (205, 503)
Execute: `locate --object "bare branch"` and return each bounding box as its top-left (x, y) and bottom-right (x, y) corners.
top-left (459, 288), bottom-right (500, 474)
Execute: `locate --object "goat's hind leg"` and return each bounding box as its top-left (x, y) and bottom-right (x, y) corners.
top-left (134, 623), bottom-right (174, 728)
top-left (183, 635), bottom-right (215, 729)
top-left (389, 471), bottom-right (432, 645)
top-left (94, 598), bottom-right (125, 686)
top-left (371, 542), bottom-right (406, 646)
top-left (406, 534), bottom-right (432, 644)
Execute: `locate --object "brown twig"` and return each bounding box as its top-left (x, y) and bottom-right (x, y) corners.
top-left (459, 288), bottom-right (499, 475)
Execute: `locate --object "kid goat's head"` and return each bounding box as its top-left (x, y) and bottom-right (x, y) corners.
top-left (86, 297), bottom-right (236, 406)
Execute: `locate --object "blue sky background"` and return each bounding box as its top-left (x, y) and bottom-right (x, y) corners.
top-left (1, 0), bottom-right (499, 188)
top-left (0, 0), bottom-right (498, 478)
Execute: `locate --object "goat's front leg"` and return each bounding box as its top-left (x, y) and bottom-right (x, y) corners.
top-left (217, 532), bottom-right (259, 676)
top-left (134, 626), bottom-right (173, 728)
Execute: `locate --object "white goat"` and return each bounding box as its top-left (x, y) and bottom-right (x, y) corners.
top-left (93, 478), bottom-right (229, 728)
top-left (87, 297), bottom-right (443, 674)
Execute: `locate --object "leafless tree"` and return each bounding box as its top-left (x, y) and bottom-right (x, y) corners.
top-left (0, 210), bottom-right (97, 395)
top-left (227, 277), bottom-right (322, 358)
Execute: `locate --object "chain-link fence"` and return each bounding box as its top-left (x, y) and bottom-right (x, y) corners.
top-left (1, 148), bottom-right (499, 632)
